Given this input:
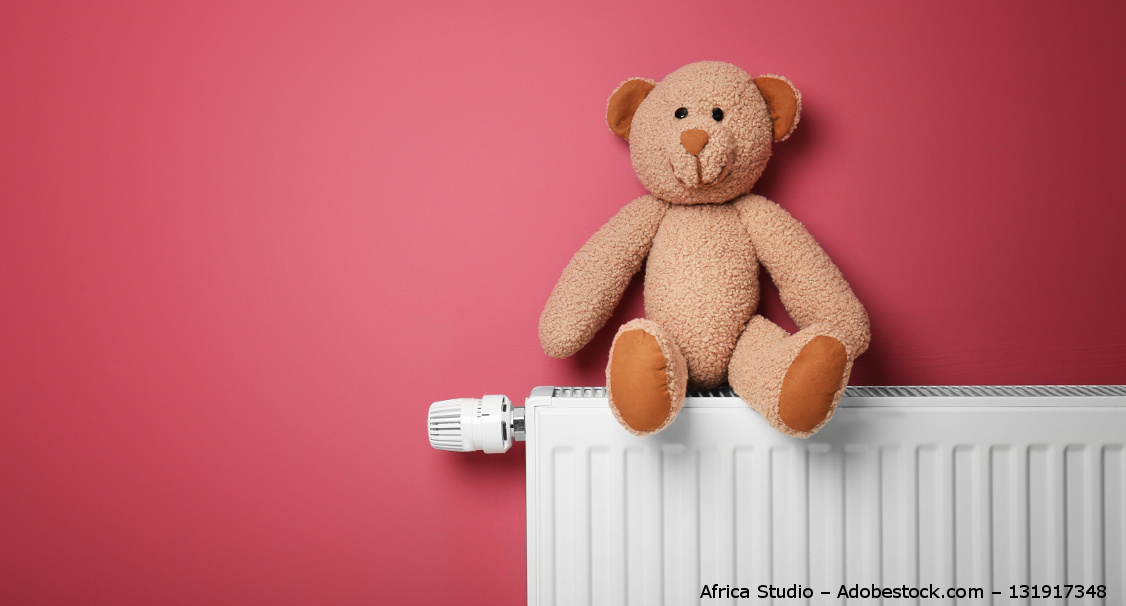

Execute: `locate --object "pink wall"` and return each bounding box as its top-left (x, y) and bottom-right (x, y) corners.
top-left (3, 1), bottom-right (1125, 604)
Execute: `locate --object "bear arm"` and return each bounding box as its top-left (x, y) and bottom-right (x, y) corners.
top-left (539, 195), bottom-right (669, 358)
top-left (734, 196), bottom-right (871, 358)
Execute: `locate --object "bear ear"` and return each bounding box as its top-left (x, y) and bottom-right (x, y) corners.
top-left (607, 78), bottom-right (656, 140)
top-left (753, 75), bottom-right (802, 142)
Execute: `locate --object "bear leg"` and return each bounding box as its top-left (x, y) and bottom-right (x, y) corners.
top-left (728, 315), bottom-right (852, 438)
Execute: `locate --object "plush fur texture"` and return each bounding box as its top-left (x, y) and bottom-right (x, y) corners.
top-left (626, 62), bottom-right (776, 206)
top-left (539, 195), bottom-right (667, 358)
top-left (540, 61), bottom-right (870, 438)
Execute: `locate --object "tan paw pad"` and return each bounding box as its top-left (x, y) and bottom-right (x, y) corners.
top-left (609, 329), bottom-right (672, 433)
top-left (778, 336), bottom-right (847, 432)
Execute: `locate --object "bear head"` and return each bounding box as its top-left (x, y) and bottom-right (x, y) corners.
top-left (607, 61), bottom-right (801, 205)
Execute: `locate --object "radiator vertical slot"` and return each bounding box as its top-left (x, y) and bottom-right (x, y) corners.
top-left (625, 446), bottom-right (660, 606)
top-left (1029, 445), bottom-right (1067, 586)
top-left (659, 445), bottom-right (699, 603)
top-left (589, 446), bottom-right (624, 606)
top-left (918, 444), bottom-right (955, 603)
top-left (807, 443), bottom-right (842, 602)
top-left (844, 443), bottom-right (880, 604)
top-left (550, 447), bottom-right (573, 606)
top-left (1105, 446), bottom-right (1124, 606)
top-left (879, 445), bottom-right (916, 591)
top-left (734, 445), bottom-right (772, 591)
top-left (1066, 445), bottom-right (1099, 606)
top-left (954, 444), bottom-right (992, 599)
top-left (697, 446), bottom-right (734, 604)
top-left (775, 444), bottom-right (810, 597)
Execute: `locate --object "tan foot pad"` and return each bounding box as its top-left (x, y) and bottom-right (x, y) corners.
top-left (779, 336), bottom-right (848, 432)
top-left (609, 329), bottom-right (672, 433)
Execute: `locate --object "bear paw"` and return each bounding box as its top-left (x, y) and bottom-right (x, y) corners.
top-left (608, 329), bottom-right (674, 434)
top-left (778, 336), bottom-right (847, 432)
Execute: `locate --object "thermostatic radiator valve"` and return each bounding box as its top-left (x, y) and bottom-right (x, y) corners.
top-left (427, 395), bottom-right (524, 453)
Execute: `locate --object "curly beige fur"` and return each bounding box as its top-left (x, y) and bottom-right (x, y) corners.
top-left (540, 61), bottom-right (870, 437)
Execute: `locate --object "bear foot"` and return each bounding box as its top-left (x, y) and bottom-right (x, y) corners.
top-left (609, 329), bottom-right (671, 433)
top-left (778, 336), bottom-right (848, 432)
top-left (606, 320), bottom-right (687, 436)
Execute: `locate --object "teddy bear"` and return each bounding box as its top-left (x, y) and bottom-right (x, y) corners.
top-left (539, 61), bottom-right (870, 438)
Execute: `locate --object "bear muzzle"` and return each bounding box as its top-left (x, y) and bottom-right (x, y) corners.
top-left (668, 141), bottom-right (730, 189)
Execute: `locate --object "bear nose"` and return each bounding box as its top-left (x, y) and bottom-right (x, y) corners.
top-left (680, 129), bottom-right (709, 155)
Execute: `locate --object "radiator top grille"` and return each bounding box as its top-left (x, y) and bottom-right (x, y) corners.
top-left (551, 385), bottom-right (1126, 399)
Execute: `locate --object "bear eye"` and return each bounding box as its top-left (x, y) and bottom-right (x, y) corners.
top-left (712, 107), bottom-right (724, 121)
top-left (674, 107), bottom-right (688, 119)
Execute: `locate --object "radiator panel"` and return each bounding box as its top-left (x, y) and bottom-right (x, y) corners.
top-left (524, 387), bottom-right (1126, 605)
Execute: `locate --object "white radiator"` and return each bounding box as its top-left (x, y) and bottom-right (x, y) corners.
top-left (431, 386), bottom-right (1126, 605)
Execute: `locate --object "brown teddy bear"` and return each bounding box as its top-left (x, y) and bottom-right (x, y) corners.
top-left (539, 61), bottom-right (870, 438)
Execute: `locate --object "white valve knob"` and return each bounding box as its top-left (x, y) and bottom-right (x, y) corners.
top-left (428, 395), bottom-right (514, 453)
